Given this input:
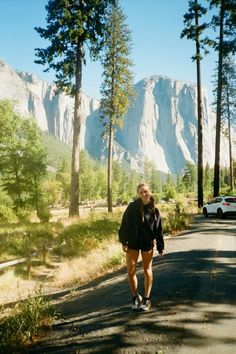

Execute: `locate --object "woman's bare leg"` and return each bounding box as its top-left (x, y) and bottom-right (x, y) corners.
top-left (126, 249), bottom-right (140, 296)
top-left (141, 249), bottom-right (154, 298)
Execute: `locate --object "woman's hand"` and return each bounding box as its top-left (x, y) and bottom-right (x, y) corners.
top-left (158, 250), bottom-right (163, 257)
top-left (122, 245), bottom-right (128, 253)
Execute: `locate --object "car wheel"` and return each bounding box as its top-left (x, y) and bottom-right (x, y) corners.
top-left (217, 208), bottom-right (224, 219)
top-left (203, 208), bottom-right (208, 217)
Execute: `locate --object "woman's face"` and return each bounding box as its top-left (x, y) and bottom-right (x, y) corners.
top-left (138, 185), bottom-right (151, 204)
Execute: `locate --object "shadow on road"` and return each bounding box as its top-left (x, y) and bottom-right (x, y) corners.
top-left (28, 237), bottom-right (236, 354)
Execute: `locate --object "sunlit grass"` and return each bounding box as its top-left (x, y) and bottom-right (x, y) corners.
top-left (53, 237), bottom-right (125, 288)
top-left (53, 211), bottom-right (122, 258)
top-left (0, 222), bottom-right (63, 259)
top-left (0, 269), bottom-right (20, 290)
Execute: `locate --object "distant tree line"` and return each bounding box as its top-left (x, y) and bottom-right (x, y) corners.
top-left (1, 98), bottom-right (236, 223)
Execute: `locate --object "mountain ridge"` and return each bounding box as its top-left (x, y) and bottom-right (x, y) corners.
top-left (0, 59), bottom-right (234, 174)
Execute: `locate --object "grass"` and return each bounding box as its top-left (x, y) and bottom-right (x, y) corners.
top-left (0, 286), bottom-right (55, 353)
top-left (53, 211), bottom-right (122, 258)
top-left (0, 204), bottom-right (194, 287)
top-left (0, 221), bottom-right (63, 260)
top-left (0, 202), bottom-right (196, 351)
top-left (53, 237), bottom-right (125, 288)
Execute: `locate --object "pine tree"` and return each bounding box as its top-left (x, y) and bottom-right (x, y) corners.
top-left (221, 56), bottom-right (236, 190)
top-left (35, 0), bottom-right (114, 216)
top-left (99, 0), bottom-right (135, 212)
top-left (181, 0), bottom-right (209, 208)
top-left (208, 0), bottom-right (236, 196)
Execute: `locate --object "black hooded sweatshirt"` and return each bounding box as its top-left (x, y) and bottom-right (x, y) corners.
top-left (118, 198), bottom-right (164, 252)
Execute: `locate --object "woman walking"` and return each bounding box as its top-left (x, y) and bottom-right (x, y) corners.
top-left (119, 183), bottom-right (164, 311)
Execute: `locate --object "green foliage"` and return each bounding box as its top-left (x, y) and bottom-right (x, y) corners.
top-left (204, 162), bottom-right (213, 192)
top-left (0, 99), bottom-right (47, 212)
top-left (54, 211), bottom-right (121, 257)
top-left (0, 188), bottom-right (16, 223)
top-left (162, 174), bottom-right (176, 200)
top-left (100, 1), bottom-right (135, 131)
top-left (181, 0), bottom-right (209, 59)
top-left (42, 132), bottom-right (71, 169)
top-left (112, 161), bottom-right (139, 204)
top-left (79, 150), bottom-right (106, 201)
top-left (35, 0), bottom-right (114, 95)
top-left (37, 202), bottom-right (51, 223)
top-left (0, 287), bottom-right (54, 353)
top-left (0, 224), bottom-right (55, 259)
top-left (103, 252), bottom-right (124, 270)
top-left (164, 202), bottom-right (191, 234)
top-left (209, 0), bottom-right (236, 56)
top-left (181, 161), bottom-right (197, 192)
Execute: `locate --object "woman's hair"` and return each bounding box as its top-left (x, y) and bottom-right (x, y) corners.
top-left (137, 183), bottom-right (155, 222)
top-left (137, 183), bottom-right (150, 194)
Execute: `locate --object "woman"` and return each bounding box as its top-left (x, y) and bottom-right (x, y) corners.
top-left (119, 183), bottom-right (164, 311)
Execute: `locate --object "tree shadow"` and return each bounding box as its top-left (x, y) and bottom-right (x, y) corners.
top-left (26, 246), bottom-right (236, 354)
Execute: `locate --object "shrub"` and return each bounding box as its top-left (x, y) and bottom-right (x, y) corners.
top-left (54, 212), bottom-right (121, 258)
top-left (0, 204), bottom-right (16, 223)
top-left (0, 287), bottom-right (54, 353)
top-left (0, 189), bottom-right (16, 223)
top-left (16, 208), bottom-right (32, 223)
top-left (37, 204), bottom-right (51, 223)
top-left (164, 202), bottom-right (191, 234)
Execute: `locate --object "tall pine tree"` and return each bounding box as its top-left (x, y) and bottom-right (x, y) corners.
top-left (99, 0), bottom-right (135, 212)
top-left (181, 0), bottom-right (209, 207)
top-left (221, 56), bottom-right (236, 190)
top-left (208, 0), bottom-right (236, 196)
top-left (35, 0), bottom-right (114, 216)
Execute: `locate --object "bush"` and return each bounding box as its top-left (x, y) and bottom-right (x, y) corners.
top-left (0, 287), bottom-right (54, 352)
top-left (37, 204), bottom-right (51, 223)
top-left (54, 212), bottom-right (121, 258)
top-left (16, 208), bottom-right (32, 223)
top-left (1, 228), bottom-right (54, 259)
top-left (164, 202), bottom-right (191, 234)
top-left (0, 189), bottom-right (16, 223)
top-left (0, 204), bottom-right (16, 223)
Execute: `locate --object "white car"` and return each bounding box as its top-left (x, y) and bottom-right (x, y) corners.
top-left (203, 196), bottom-right (236, 218)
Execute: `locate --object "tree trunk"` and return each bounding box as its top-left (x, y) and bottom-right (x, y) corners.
top-left (226, 80), bottom-right (234, 191)
top-left (195, 0), bottom-right (204, 208)
top-left (107, 122), bottom-right (113, 213)
top-left (213, 0), bottom-right (225, 197)
top-left (69, 43), bottom-right (83, 217)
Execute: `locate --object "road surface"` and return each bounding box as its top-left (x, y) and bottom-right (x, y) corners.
top-left (29, 215), bottom-right (236, 354)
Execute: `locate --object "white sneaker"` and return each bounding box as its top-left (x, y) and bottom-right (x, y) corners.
top-left (140, 298), bottom-right (151, 311)
top-left (131, 294), bottom-right (142, 310)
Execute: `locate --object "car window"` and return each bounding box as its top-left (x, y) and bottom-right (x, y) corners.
top-left (213, 197), bottom-right (222, 203)
top-left (225, 197), bottom-right (236, 203)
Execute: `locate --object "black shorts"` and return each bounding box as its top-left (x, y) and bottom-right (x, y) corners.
top-left (128, 240), bottom-right (154, 252)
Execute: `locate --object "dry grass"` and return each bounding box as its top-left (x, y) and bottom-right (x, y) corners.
top-left (0, 269), bottom-right (20, 290)
top-left (52, 237), bottom-right (125, 288)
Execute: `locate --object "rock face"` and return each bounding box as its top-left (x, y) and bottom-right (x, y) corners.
top-left (0, 60), bottom-right (234, 174)
top-left (0, 60), bottom-right (99, 148)
top-left (117, 76), bottom-right (216, 174)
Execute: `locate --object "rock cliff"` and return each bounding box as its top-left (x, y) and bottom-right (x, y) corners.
top-left (0, 60), bottom-right (234, 174)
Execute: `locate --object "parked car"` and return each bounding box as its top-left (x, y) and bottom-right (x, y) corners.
top-left (203, 196), bottom-right (236, 218)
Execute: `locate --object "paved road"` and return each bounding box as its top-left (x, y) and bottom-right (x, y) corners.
top-left (29, 216), bottom-right (236, 354)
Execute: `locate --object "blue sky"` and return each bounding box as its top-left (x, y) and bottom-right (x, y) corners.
top-left (0, 0), bottom-right (218, 101)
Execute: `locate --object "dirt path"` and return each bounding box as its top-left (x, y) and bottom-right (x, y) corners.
top-left (28, 216), bottom-right (236, 354)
